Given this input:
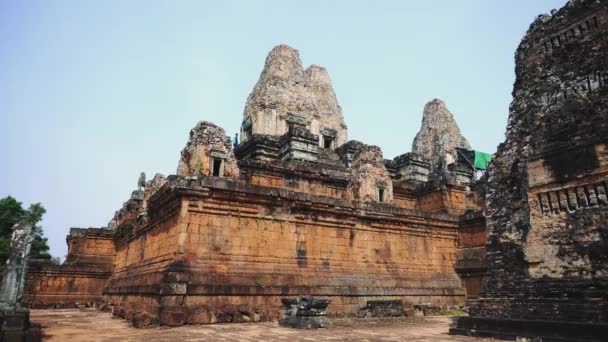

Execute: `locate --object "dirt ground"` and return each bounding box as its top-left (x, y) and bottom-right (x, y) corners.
top-left (31, 309), bottom-right (490, 342)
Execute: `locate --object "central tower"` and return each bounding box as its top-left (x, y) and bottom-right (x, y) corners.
top-left (240, 45), bottom-right (348, 151)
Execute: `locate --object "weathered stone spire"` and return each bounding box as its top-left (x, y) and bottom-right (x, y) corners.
top-left (241, 45), bottom-right (347, 148)
top-left (305, 65), bottom-right (341, 117)
top-left (411, 99), bottom-right (470, 176)
top-left (243, 45), bottom-right (311, 116)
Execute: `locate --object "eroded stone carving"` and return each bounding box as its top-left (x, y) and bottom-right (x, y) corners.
top-left (357, 300), bottom-right (405, 318)
top-left (535, 181), bottom-right (608, 214)
top-left (0, 220), bottom-right (42, 341)
top-left (279, 297), bottom-right (331, 329)
top-left (0, 221), bottom-right (34, 311)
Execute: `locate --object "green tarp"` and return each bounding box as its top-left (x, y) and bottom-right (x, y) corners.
top-left (473, 151), bottom-right (493, 170)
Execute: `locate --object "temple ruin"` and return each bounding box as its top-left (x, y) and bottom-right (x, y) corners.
top-left (17, 1), bottom-right (608, 340)
top-left (452, 0), bottom-right (608, 340)
top-left (22, 44), bottom-right (483, 327)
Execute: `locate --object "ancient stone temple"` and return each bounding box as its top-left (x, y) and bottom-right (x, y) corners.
top-left (452, 0), bottom-right (608, 340)
top-left (15, 2), bottom-right (608, 339)
top-left (16, 44), bottom-right (484, 328)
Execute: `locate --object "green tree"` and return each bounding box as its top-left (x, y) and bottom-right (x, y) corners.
top-left (0, 196), bottom-right (51, 265)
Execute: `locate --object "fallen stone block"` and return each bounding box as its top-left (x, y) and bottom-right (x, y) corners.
top-left (279, 297), bottom-right (331, 329)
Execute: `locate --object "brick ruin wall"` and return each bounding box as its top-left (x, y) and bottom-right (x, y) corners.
top-left (23, 228), bottom-right (115, 308)
top-left (468, 0), bottom-right (608, 328)
top-left (103, 176), bottom-right (467, 326)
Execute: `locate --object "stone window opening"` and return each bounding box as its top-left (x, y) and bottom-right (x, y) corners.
top-left (592, 16), bottom-right (598, 29)
top-left (241, 116), bottom-right (253, 141)
top-left (320, 128), bottom-right (337, 150)
top-left (212, 158), bottom-right (223, 177)
top-left (323, 136), bottom-right (333, 149)
top-left (377, 187), bottom-right (386, 203)
top-left (243, 125), bottom-right (252, 141)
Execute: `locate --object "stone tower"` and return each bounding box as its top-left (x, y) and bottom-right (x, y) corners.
top-left (177, 121), bottom-right (239, 178)
top-left (411, 99), bottom-right (470, 176)
top-left (452, 1), bottom-right (608, 340)
top-left (241, 45), bottom-right (348, 149)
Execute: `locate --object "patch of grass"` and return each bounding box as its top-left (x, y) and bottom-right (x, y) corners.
top-left (438, 308), bottom-right (467, 317)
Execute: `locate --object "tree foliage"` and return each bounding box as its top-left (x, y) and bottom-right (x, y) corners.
top-left (0, 196), bottom-right (51, 265)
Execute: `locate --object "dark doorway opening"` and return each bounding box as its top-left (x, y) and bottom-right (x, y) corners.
top-left (243, 126), bottom-right (252, 140)
top-left (323, 136), bottom-right (333, 149)
top-left (378, 188), bottom-right (385, 203)
top-left (212, 158), bottom-right (222, 177)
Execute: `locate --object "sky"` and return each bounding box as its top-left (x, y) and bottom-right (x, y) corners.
top-left (1, 0), bottom-right (567, 259)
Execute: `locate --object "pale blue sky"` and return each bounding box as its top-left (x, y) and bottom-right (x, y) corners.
top-left (1, 0), bottom-right (566, 258)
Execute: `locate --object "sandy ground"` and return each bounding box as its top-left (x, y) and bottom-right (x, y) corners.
top-left (31, 308), bottom-right (491, 342)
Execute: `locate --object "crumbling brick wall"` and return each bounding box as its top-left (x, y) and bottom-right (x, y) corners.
top-left (470, 0), bottom-right (608, 325)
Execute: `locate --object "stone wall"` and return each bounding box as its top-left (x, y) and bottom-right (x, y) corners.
top-left (455, 212), bottom-right (487, 300)
top-left (239, 158), bottom-right (350, 199)
top-left (417, 187), bottom-right (469, 214)
top-left (103, 176), bottom-right (465, 326)
top-left (452, 1), bottom-right (608, 340)
top-left (23, 228), bottom-right (115, 308)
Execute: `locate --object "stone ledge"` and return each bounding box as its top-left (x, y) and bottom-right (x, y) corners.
top-left (104, 284), bottom-right (466, 297)
top-left (67, 227), bottom-right (114, 239)
top-left (450, 316), bottom-right (608, 342)
top-left (178, 176), bottom-right (460, 222)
